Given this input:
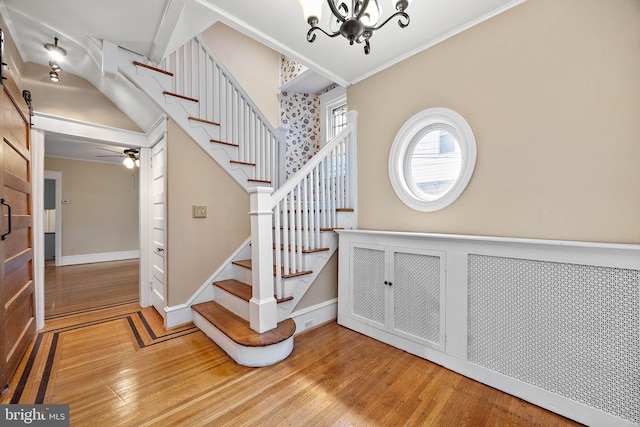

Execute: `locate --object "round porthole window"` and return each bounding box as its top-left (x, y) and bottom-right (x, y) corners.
top-left (389, 108), bottom-right (476, 212)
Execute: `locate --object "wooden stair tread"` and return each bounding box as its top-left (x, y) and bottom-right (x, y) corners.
top-left (285, 207), bottom-right (353, 213)
top-left (274, 244), bottom-right (330, 254)
top-left (214, 279), bottom-right (252, 301)
top-left (213, 279), bottom-right (294, 304)
top-left (132, 61), bottom-right (174, 76)
top-left (230, 160), bottom-right (256, 167)
top-left (211, 139), bottom-right (239, 147)
top-left (275, 226), bottom-right (339, 232)
top-left (192, 301), bottom-right (295, 347)
top-left (248, 178), bottom-right (271, 184)
top-left (232, 260), bottom-right (312, 279)
top-left (163, 91), bottom-right (199, 103)
top-left (189, 116), bottom-right (220, 126)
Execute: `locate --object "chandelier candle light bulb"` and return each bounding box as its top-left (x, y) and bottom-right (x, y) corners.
top-left (300, 0), bottom-right (411, 54)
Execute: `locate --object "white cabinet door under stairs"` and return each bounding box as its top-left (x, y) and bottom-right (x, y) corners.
top-left (339, 242), bottom-right (446, 351)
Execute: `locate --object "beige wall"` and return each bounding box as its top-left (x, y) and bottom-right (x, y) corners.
top-left (166, 120), bottom-right (250, 305)
top-left (44, 157), bottom-right (139, 256)
top-left (0, 14), bottom-right (25, 89)
top-left (296, 253), bottom-right (338, 311)
top-left (349, 0), bottom-right (640, 244)
top-left (22, 62), bottom-right (141, 131)
top-left (200, 22), bottom-right (280, 128)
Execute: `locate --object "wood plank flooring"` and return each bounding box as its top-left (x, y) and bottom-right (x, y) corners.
top-left (2, 302), bottom-right (582, 426)
top-left (44, 259), bottom-right (139, 318)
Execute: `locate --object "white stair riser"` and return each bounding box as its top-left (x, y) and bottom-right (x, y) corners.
top-left (233, 264), bottom-right (253, 285)
top-left (213, 286), bottom-right (250, 321)
top-left (187, 119), bottom-right (222, 141)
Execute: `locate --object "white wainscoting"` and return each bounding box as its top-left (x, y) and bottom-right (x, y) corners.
top-left (58, 250), bottom-right (140, 266)
top-left (337, 230), bottom-right (640, 427)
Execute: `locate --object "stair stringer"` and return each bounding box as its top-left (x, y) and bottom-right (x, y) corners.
top-left (275, 231), bottom-right (339, 323)
top-left (185, 239), bottom-right (252, 308)
top-left (117, 48), bottom-right (256, 191)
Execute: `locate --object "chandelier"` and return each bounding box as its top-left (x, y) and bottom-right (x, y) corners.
top-left (299, 0), bottom-right (411, 54)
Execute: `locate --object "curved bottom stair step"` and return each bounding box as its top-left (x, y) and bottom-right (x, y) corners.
top-left (192, 301), bottom-right (296, 367)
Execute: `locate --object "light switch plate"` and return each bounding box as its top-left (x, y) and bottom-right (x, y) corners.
top-left (192, 205), bottom-right (207, 218)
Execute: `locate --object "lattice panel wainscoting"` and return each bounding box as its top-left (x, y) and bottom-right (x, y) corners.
top-left (393, 252), bottom-right (441, 345)
top-left (468, 256), bottom-right (640, 424)
top-left (337, 230), bottom-right (640, 427)
top-left (352, 247), bottom-right (386, 327)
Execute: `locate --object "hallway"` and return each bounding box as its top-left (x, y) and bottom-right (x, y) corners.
top-left (44, 259), bottom-right (139, 318)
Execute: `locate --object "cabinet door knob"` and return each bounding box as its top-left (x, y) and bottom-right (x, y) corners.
top-left (384, 281), bottom-right (388, 285)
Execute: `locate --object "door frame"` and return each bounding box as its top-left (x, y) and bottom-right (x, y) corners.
top-left (139, 118), bottom-right (168, 311)
top-left (43, 170), bottom-right (63, 265)
top-left (32, 112), bottom-right (163, 329)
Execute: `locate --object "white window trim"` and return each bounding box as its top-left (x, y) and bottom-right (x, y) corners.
top-left (389, 107), bottom-right (477, 212)
top-left (319, 85), bottom-right (347, 148)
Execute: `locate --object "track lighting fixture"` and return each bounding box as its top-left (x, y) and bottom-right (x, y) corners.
top-left (49, 70), bottom-right (60, 82)
top-left (49, 61), bottom-right (62, 72)
top-left (44, 37), bottom-right (67, 62)
top-left (44, 37), bottom-right (66, 82)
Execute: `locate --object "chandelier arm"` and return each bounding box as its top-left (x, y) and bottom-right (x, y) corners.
top-left (353, 0), bottom-right (370, 21)
top-left (307, 26), bottom-right (343, 43)
top-left (365, 11), bottom-right (410, 31)
top-left (327, 0), bottom-right (347, 23)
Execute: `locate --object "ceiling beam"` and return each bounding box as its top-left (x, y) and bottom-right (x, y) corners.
top-left (149, 0), bottom-right (186, 62)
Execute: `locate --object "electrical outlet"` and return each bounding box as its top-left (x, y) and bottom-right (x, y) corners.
top-left (304, 320), bottom-right (313, 329)
top-left (192, 205), bottom-right (207, 218)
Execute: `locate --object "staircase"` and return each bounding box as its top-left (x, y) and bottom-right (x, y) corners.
top-left (118, 36), bottom-right (357, 366)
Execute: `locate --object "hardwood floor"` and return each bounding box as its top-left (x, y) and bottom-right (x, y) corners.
top-left (44, 259), bottom-right (139, 318)
top-left (2, 302), bottom-right (581, 426)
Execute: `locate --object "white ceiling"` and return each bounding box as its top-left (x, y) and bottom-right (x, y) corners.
top-left (44, 133), bottom-right (134, 166)
top-left (201, 0), bottom-right (526, 86)
top-left (0, 0), bottom-right (525, 163)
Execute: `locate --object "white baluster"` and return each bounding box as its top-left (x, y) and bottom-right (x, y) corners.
top-left (302, 176), bottom-right (309, 251)
top-left (314, 166), bottom-right (321, 246)
top-left (288, 189), bottom-right (296, 274)
top-left (282, 195), bottom-right (289, 276)
top-left (190, 39), bottom-right (197, 100)
top-left (308, 172), bottom-right (315, 250)
top-left (273, 201), bottom-right (282, 300)
top-left (295, 182), bottom-right (303, 270)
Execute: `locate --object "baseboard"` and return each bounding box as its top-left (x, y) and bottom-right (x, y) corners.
top-left (290, 298), bottom-right (337, 335)
top-left (58, 250), bottom-right (140, 266)
top-left (165, 303), bottom-right (192, 329)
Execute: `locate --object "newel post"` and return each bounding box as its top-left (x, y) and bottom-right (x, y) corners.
top-left (248, 186), bottom-right (278, 333)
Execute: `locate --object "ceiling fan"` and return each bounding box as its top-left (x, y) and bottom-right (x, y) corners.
top-left (96, 148), bottom-right (140, 168)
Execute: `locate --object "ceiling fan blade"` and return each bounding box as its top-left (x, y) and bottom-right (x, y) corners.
top-left (96, 147), bottom-right (125, 154)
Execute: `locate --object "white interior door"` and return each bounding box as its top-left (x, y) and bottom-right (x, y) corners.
top-left (149, 136), bottom-right (167, 317)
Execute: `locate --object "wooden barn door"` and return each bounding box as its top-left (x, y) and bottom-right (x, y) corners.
top-left (0, 75), bottom-right (35, 392)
